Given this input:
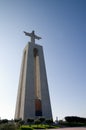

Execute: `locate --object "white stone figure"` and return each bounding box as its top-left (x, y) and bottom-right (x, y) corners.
top-left (24, 30), bottom-right (42, 44)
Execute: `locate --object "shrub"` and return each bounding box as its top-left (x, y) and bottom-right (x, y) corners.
top-left (0, 123), bottom-right (16, 130)
top-left (1, 119), bottom-right (8, 124)
top-left (27, 118), bottom-right (34, 124)
top-left (45, 119), bottom-right (53, 125)
top-left (39, 117), bottom-right (45, 123)
top-left (34, 119), bottom-right (41, 125)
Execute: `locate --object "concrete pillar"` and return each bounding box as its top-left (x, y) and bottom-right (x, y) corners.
top-left (15, 42), bottom-right (52, 120)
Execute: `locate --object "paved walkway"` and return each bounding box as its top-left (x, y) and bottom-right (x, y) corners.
top-left (49, 128), bottom-right (86, 130)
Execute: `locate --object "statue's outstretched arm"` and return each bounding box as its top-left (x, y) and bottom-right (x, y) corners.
top-left (23, 31), bottom-right (31, 36)
top-left (35, 35), bottom-right (42, 40)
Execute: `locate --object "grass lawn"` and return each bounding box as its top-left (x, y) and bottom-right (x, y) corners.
top-left (20, 124), bottom-right (59, 130)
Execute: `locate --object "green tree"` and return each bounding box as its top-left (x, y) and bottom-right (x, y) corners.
top-left (1, 119), bottom-right (8, 124)
top-left (34, 119), bottom-right (41, 125)
top-left (27, 118), bottom-right (34, 125)
top-left (45, 119), bottom-right (53, 125)
top-left (39, 117), bottom-right (45, 124)
top-left (19, 120), bottom-right (25, 125)
top-left (14, 118), bottom-right (22, 123)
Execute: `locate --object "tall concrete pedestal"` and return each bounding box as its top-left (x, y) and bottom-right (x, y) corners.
top-left (15, 40), bottom-right (52, 120)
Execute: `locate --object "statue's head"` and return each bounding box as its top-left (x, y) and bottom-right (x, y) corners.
top-left (32, 30), bottom-right (35, 34)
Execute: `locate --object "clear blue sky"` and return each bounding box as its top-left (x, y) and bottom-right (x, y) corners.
top-left (0, 0), bottom-right (86, 120)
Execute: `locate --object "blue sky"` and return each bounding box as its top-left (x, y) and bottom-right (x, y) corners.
top-left (0, 0), bottom-right (86, 120)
